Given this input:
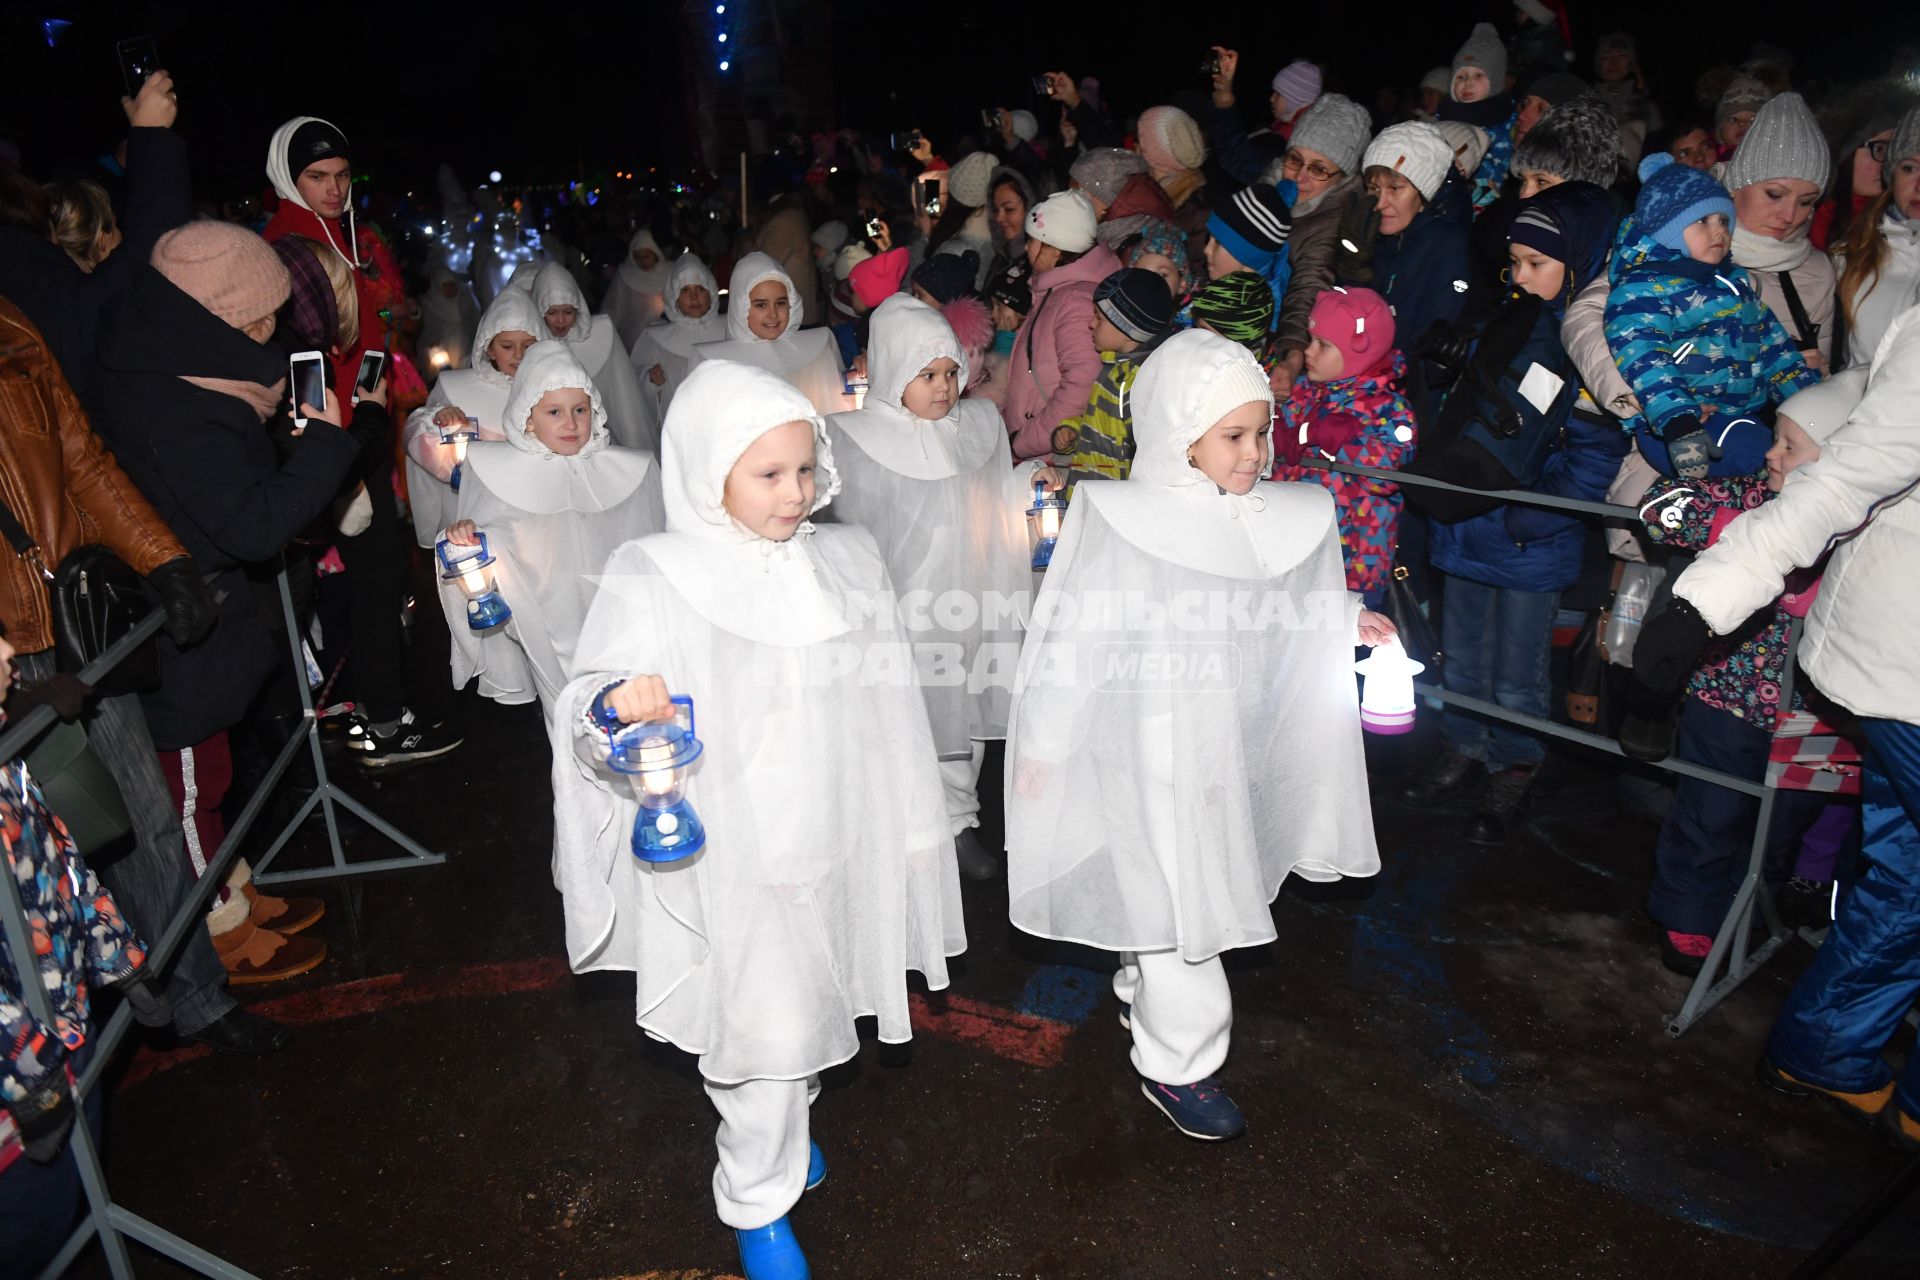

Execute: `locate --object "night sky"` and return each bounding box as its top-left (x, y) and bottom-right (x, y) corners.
top-left (5, 1), bottom-right (1918, 203)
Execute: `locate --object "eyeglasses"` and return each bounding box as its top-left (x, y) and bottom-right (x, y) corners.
top-left (1866, 139), bottom-right (1892, 162)
top-left (1282, 152), bottom-right (1342, 182)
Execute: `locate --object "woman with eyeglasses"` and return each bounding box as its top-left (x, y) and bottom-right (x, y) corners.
top-left (1833, 107), bottom-right (1920, 370)
top-left (1813, 122), bottom-right (1898, 251)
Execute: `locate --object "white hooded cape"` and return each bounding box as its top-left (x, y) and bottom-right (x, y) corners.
top-left (693, 251), bottom-right (849, 418)
top-left (1004, 329), bottom-right (1380, 962)
top-left (549, 359), bottom-right (964, 1083)
top-left (603, 228), bottom-right (671, 348)
top-left (534, 262), bottom-right (661, 455)
top-left (823, 295), bottom-right (1031, 755)
top-left (403, 289), bottom-right (550, 548)
top-left (629, 253), bottom-right (727, 424)
top-left (419, 265), bottom-right (480, 371)
top-left (437, 341), bottom-right (665, 709)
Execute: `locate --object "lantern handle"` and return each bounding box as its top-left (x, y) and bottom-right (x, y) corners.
top-left (671, 694), bottom-right (695, 740)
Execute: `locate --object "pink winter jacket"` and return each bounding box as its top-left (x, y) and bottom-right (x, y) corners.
top-left (1004, 244), bottom-right (1122, 460)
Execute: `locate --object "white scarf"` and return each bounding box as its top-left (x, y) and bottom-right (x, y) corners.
top-left (1732, 222), bottom-right (1812, 274)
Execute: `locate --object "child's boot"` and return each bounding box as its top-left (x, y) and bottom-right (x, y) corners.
top-left (735, 1217), bottom-right (810, 1280)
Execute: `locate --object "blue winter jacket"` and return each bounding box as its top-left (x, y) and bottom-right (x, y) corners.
top-left (1428, 303), bottom-right (1626, 592)
top-left (1602, 232), bottom-right (1818, 447)
top-left (1366, 170), bottom-right (1474, 355)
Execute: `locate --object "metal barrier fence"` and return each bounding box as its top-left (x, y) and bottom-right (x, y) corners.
top-left (1309, 458), bottom-right (1819, 1038)
top-left (0, 564), bottom-right (442, 1279)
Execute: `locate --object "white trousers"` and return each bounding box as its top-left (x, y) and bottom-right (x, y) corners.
top-left (705, 1073), bottom-right (821, 1230)
top-left (1113, 950), bottom-right (1232, 1086)
top-left (939, 739), bottom-right (987, 833)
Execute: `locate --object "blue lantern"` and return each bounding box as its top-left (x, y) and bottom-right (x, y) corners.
top-left (436, 532), bottom-right (512, 632)
top-left (597, 695), bottom-right (707, 863)
top-left (1026, 477), bottom-right (1068, 571)
top-left (440, 423), bottom-right (477, 491)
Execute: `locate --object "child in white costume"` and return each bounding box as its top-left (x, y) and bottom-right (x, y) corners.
top-left (402, 289), bottom-right (548, 548)
top-left (532, 261), bottom-right (661, 455)
top-left (1005, 328), bottom-right (1386, 1140)
top-left (435, 341), bottom-right (665, 709)
top-left (550, 360), bottom-right (964, 1280)
top-left (824, 294), bottom-right (1033, 880)
top-left (603, 227), bottom-right (671, 347)
top-left (629, 252), bottom-right (726, 423)
top-left (694, 251), bottom-right (850, 418)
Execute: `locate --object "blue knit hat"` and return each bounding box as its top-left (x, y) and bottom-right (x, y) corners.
top-left (1205, 184), bottom-right (1294, 330)
top-left (1634, 153), bottom-right (1733, 252)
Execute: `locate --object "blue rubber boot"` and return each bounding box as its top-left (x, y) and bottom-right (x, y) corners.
top-left (735, 1217), bottom-right (810, 1280)
top-left (805, 1141), bottom-right (826, 1191)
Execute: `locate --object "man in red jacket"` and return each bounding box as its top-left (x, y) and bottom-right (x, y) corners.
top-left (260, 117), bottom-right (462, 769)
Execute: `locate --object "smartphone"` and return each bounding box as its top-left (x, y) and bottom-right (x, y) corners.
top-left (865, 215), bottom-right (885, 240)
top-left (918, 180), bottom-right (943, 217)
top-left (981, 108), bottom-right (999, 129)
top-left (117, 36), bottom-right (159, 99)
top-left (1200, 52), bottom-right (1222, 78)
top-left (353, 350), bottom-right (386, 403)
top-left (1031, 74), bottom-right (1053, 97)
top-left (289, 351), bottom-right (327, 429)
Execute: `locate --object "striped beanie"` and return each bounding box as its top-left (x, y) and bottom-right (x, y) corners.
top-left (1205, 185), bottom-right (1293, 329)
top-left (1187, 272), bottom-right (1276, 350)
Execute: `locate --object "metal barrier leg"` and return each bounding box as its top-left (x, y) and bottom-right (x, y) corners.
top-left (1666, 786), bottom-right (1791, 1037)
top-left (249, 565), bottom-right (445, 888)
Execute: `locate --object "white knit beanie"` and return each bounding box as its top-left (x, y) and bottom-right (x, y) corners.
top-left (948, 151), bottom-right (1000, 208)
top-left (1434, 121), bottom-right (1492, 178)
top-left (1363, 122), bottom-right (1454, 202)
top-left (1724, 92), bottom-right (1831, 193)
top-left (1025, 191), bottom-right (1098, 254)
top-left (1009, 110), bottom-right (1039, 143)
top-left (1193, 353), bottom-right (1275, 437)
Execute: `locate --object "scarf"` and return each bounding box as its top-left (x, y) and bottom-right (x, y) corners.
top-left (182, 375), bottom-right (287, 422)
top-left (1732, 222), bottom-right (1813, 273)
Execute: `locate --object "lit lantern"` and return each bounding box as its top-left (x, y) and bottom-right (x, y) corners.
top-left (1026, 477), bottom-right (1068, 571)
top-left (428, 346), bottom-right (453, 371)
top-left (1354, 637), bottom-right (1424, 735)
top-left (597, 695), bottom-right (707, 863)
top-left (436, 532), bottom-right (512, 632)
top-left (842, 371), bottom-right (869, 410)
top-left (440, 423), bottom-right (476, 491)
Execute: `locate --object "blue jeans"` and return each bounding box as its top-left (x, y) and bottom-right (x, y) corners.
top-left (1765, 719), bottom-right (1920, 1117)
top-left (1437, 574), bottom-right (1558, 772)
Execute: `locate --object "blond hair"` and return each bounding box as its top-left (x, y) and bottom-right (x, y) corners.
top-left (294, 235), bottom-right (360, 350)
top-left (46, 181), bottom-right (116, 270)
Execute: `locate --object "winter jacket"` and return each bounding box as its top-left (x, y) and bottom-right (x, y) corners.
top-left (1438, 98), bottom-right (1517, 213)
top-left (262, 199), bottom-right (380, 414)
top-left (0, 298), bottom-right (187, 657)
top-left (1835, 213), bottom-right (1920, 369)
top-left (1562, 273), bottom-right (1639, 421)
top-left (1051, 334), bottom-right (1167, 479)
top-left (1744, 249), bottom-right (1836, 369)
top-left (1275, 175), bottom-right (1362, 360)
top-left (1272, 351), bottom-right (1418, 595)
top-left (1604, 236), bottom-right (1818, 447)
top-left (0, 757), bottom-right (145, 1173)
top-left (1356, 188), bottom-right (1474, 360)
top-left (1675, 303), bottom-right (1920, 724)
top-left (92, 267), bottom-right (361, 747)
top-left (0, 127), bottom-right (191, 414)
top-left (1004, 243), bottom-right (1122, 461)
top-left (1641, 469), bottom-right (1804, 733)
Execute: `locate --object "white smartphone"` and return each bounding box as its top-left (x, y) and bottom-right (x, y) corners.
top-left (289, 351), bottom-right (327, 429)
top-left (353, 349), bottom-right (387, 405)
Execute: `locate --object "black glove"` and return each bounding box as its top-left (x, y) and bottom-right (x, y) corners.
top-left (145, 557), bottom-right (216, 647)
top-left (1421, 321), bottom-right (1474, 376)
top-left (346, 400), bottom-right (392, 461)
top-left (1632, 598), bottom-right (1713, 697)
top-left (108, 965), bottom-right (174, 1029)
top-left (1662, 415), bottom-right (1718, 480)
top-left (7, 1058), bottom-right (75, 1164)
top-left (7, 673), bottom-right (93, 722)
top-left (1333, 191), bottom-right (1380, 285)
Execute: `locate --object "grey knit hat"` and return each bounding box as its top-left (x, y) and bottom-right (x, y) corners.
top-left (1512, 95), bottom-right (1623, 188)
top-left (1716, 75), bottom-right (1773, 128)
top-left (948, 151), bottom-right (1000, 209)
top-left (1724, 92), bottom-right (1831, 192)
top-left (1287, 93), bottom-right (1373, 176)
top-left (1452, 22), bottom-right (1507, 97)
top-left (1888, 105), bottom-right (1920, 188)
top-left (1069, 147), bottom-right (1149, 207)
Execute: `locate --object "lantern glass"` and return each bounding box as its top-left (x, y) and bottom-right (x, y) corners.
top-left (436, 532), bottom-right (512, 632)
top-left (602, 695), bottom-right (707, 863)
top-left (1026, 479), bottom-right (1068, 571)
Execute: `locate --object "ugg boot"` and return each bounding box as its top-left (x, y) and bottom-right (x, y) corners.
top-left (231, 858), bottom-right (325, 936)
top-left (208, 889), bottom-right (326, 985)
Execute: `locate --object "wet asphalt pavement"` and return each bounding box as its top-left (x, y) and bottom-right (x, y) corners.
top-left (70, 607), bottom-right (1920, 1280)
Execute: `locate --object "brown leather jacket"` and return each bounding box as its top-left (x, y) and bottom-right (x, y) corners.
top-left (0, 295), bottom-right (186, 655)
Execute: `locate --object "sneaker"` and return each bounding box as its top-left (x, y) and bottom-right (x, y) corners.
top-left (1398, 748), bottom-right (1487, 808)
top-left (1465, 765), bottom-right (1536, 845)
top-left (1659, 928), bottom-right (1714, 978)
top-left (805, 1141), bottom-right (826, 1192)
top-left (1756, 1055), bottom-right (1893, 1122)
top-left (1139, 1076), bottom-right (1246, 1141)
top-left (953, 828), bottom-right (999, 881)
top-left (349, 708), bottom-right (464, 769)
top-left (735, 1216), bottom-right (809, 1280)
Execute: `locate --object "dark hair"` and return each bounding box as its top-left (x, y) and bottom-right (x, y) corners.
top-left (990, 174), bottom-right (1030, 212)
top-left (1049, 247), bottom-right (1086, 270)
top-left (0, 166), bottom-right (51, 236)
top-left (925, 198), bottom-right (977, 254)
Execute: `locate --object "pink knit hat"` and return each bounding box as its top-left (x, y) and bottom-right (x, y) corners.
top-left (1136, 106), bottom-right (1207, 176)
top-left (850, 246), bottom-right (910, 309)
top-left (151, 223), bottom-right (292, 328)
top-left (1308, 286), bottom-right (1396, 378)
